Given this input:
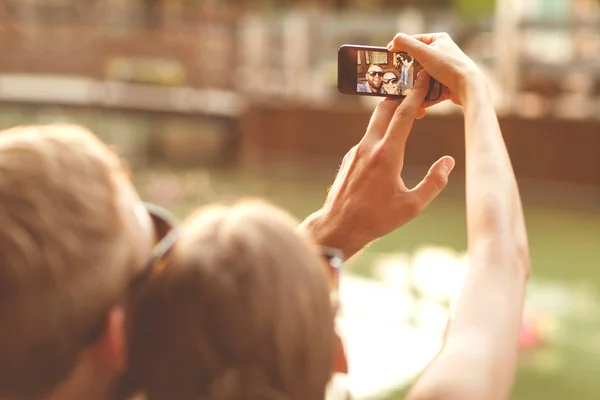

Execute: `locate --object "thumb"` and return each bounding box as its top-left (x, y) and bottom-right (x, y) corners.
top-left (410, 156), bottom-right (455, 206)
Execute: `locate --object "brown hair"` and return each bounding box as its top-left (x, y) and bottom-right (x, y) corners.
top-left (127, 200), bottom-right (335, 400)
top-left (0, 124), bottom-right (139, 398)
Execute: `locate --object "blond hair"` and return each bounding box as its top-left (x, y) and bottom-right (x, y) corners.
top-left (0, 124), bottom-right (138, 398)
top-left (127, 200), bottom-right (335, 400)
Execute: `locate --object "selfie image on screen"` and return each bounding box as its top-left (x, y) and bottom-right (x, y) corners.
top-left (356, 50), bottom-right (422, 96)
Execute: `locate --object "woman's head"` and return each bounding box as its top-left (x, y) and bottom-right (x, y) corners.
top-left (382, 70), bottom-right (400, 95)
top-left (127, 200), bottom-right (336, 400)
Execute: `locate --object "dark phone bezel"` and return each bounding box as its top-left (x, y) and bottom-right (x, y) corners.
top-left (337, 44), bottom-right (442, 101)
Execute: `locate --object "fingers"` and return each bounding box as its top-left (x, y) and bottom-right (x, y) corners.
top-left (362, 98), bottom-right (402, 143)
top-left (409, 32), bottom-right (451, 45)
top-left (410, 156), bottom-right (455, 208)
top-left (387, 32), bottom-right (450, 48)
top-left (381, 70), bottom-right (430, 157)
top-left (364, 84), bottom-right (445, 143)
top-left (387, 33), bottom-right (437, 61)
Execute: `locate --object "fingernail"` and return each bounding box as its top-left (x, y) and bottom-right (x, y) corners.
top-left (386, 41), bottom-right (393, 50)
top-left (443, 157), bottom-right (455, 173)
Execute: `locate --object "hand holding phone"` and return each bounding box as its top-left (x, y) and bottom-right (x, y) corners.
top-left (386, 33), bottom-right (487, 105)
top-left (303, 67), bottom-right (454, 259)
top-left (337, 45), bottom-right (443, 101)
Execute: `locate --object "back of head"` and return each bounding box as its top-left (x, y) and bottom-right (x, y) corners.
top-left (128, 200), bottom-right (335, 400)
top-left (0, 124), bottom-right (139, 398)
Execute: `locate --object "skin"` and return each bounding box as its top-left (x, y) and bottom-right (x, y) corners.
top-left (366, 65), bottom-right (384, 93)
top-left (300, 69), bottom-right (455, 259)
top-left (382, 72), bottom-right (400, 95)
top-left (304, 32), bottom-right (529, 400)
top-left (386, 33), bottom-right (529, 400)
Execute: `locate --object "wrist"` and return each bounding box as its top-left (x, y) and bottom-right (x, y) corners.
top-left (298, 209), bottom-right (366, 259)
top-left (457, 70), bottom-right (491, 106)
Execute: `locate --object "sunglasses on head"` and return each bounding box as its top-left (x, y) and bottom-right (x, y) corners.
top-left (128, 203), bottom-right (180, 292)
top-left (83, 202), bottom-right (179, 345)
top-left (367, 71), bottom-right (384, 77)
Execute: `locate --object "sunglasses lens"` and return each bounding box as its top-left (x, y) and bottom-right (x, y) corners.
top-left (320, 247), bottom-right (344, 291)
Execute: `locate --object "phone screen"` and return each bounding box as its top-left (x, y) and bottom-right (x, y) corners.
top-left (338, 45), bottom-right (442, 101)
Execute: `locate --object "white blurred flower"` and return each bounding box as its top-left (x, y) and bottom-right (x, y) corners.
top-left (373, 254), bottom-right (412, 290)
top-left (338, 275), bottom-right (415, 322)
top-left (368, 247), bottom-right (469, 334)
top-left (411, 246), bottom-right (464, 302)
top-left (338, 244), bottom-right (591, 398)
top-left (414, 300), bottom-right (451, 333)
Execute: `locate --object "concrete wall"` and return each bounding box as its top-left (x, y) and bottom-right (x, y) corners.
top-left (1, 100), bottom-right (597, 189)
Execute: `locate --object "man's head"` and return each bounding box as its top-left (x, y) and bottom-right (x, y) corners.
top-left (366, 64), bottom-right (383, 92)
top-left (0, 124), bottom-right (154, 398)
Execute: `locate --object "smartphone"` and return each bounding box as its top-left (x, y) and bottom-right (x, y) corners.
top-left (337, 44), bottom-right (442, 101)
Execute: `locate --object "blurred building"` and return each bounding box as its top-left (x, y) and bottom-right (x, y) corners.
top-left (0, 1), bottom-right (597, 193)
top-left (0, 0), bottom-right (599, 117)
top-left (492, 0), bottom-right (600, 116)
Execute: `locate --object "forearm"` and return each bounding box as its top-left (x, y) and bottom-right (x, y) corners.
top-left (461, 82), bottom-right (530, 288)
top-left (458, 82), bottom-right (529, 384)
top-left (463, 83), bottom-right (526, 243)
top-left (450, 83), bottom-right (530, 377)
top-left (407, 83), bottom-right (530, 400)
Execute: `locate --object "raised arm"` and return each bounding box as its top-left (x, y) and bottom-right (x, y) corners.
top-left (299, 73), bottom-right (454, 259)
top-left (388, 33), bottom-right (530, 400)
